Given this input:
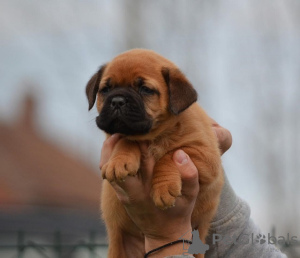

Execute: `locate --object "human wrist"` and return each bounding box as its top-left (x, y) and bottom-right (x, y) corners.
top-left (145, 228), bottom-right (193, 257)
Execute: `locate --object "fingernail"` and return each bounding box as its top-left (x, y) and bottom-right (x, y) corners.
top-left (174, 150), bottom-right (188, 165)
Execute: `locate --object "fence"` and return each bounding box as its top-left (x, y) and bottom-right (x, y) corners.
top-left (0, 231), bottom-right (108, 258)
top-left (0, 229), bottom-right (299, 258)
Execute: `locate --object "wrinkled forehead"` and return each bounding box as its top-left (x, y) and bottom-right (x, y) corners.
top-left (102, 51), bottom-right (173, 85)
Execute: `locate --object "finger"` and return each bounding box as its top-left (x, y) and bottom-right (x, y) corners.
top-left (110, 176), bottom-right (147, 205)
top-left (139, 141), bottom-right (150, 155)
top-left (139, 141), bottom-right (155, 184)
top-left (208, 117), bottom-right (232, 155)
top-left (173, 150), bottom-right (199, 198)
top-left (208, 117), bottom-right (220, 128)
top-left (109, 181), bottom-right (131, 204)
top-left (213, 127), bottom-right (232, 154)
top-left (99, 134), bottom-right (122, 169)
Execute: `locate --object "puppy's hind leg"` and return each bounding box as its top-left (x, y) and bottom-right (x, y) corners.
top-left (102, 182), bottom-right (144, 258)
top-left (106, 225), bottom-right (126, 258)
top-left (106, 222), bottom-right (144, 258)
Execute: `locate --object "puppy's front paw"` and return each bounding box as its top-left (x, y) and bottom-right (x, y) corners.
top-left (151, 181), bottom-right (182, 210)
top-left (101, 155), bottom-right (140, 182)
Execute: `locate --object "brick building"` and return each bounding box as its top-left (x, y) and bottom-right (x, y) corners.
top-left (0, 94), bottom-right (107, 257)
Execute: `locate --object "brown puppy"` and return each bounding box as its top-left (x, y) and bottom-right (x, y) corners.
top-left (86, 49), bottom-right (223, 258)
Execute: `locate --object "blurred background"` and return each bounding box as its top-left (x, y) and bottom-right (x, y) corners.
top-left (0, 0), bottom-right (299, 257)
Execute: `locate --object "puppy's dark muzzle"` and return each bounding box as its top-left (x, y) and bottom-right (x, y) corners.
top-left (96, 88), bottom-right (153, 135)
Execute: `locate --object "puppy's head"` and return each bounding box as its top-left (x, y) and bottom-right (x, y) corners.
top-left (86, 49), bottom-right (197, 137)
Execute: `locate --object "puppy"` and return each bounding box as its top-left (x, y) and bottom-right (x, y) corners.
top-left (86, 49), bottom-right (223, 258)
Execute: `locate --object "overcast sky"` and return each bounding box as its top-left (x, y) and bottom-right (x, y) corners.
top-left (0, 0), bottom-right (299, 237)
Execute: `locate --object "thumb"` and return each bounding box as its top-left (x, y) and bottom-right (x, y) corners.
top-left (173, 150), bottom-right (199, 196)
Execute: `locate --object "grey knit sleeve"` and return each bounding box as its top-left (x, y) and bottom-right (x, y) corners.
top-left (205, 175), bottom-right (287, 258)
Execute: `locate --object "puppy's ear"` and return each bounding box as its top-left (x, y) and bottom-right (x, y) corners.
top-left (161, 67), bottom-right (197, 115)
top-left (86, 64), bottom-right (107, 110)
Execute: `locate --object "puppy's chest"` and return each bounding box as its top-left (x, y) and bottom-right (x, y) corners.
top-left (148, 137), bottom-right (176, 161)
top-left (148, 145), bottom-right (165, 161)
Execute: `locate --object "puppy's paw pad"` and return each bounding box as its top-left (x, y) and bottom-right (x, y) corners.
top-left (151, 183), bottom-right (181, 210)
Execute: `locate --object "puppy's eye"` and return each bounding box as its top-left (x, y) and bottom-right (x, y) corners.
top-left (139, 86), bottom-right (155, 95)
top-left (99, 86), bottom-right (111, 94)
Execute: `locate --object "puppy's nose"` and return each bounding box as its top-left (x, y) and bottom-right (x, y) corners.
top-left (111, 96), bottom-right (126, 109)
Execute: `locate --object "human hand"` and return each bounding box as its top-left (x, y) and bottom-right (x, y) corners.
top-left (99, 119), bottom-right (232, 256)
top-left (100, 118), bottom-right (232, 169)
top-left (210, 118), bottom-right (232, 155)
top-left (100, 136), bottom-right (198, 256)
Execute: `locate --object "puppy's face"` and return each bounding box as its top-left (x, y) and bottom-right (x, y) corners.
top-left (86, 49), bottom-right (197, 138)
